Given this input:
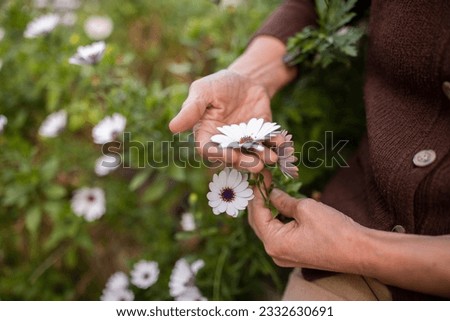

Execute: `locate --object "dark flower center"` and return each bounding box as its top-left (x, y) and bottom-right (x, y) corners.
top-left (87, 194), bottom-right (96, 202)
top-left (239, 136), bottom-right (253, 145)
top-left (220, 187), bottom-right (235, 202)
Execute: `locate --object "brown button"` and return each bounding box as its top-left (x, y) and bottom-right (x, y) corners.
top-left (392, 225), bottom-right (406, 233)
top-left (443, 81), bottom-right (450, 100)
top-left (413, 149), bottom-right (436, 167)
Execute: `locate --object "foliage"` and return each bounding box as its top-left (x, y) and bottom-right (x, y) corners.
top-left (284, 0), bottom-right (364, 69)
top-left (0, 0), bottom-right (366, 300)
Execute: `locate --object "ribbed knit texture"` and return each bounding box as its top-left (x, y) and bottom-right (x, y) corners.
top-left (255, 0), bottom-right (450, 300)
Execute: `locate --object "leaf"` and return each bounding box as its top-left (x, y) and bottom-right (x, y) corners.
top-left (25, 206), bottom-right (42, 236)
top-left (40, 158), bottom-right (59, 182)
top-left (44, 184), bottom-right (67, 200)
top-left (142, 180), bottom-right (167, 203)
top-left (129, 169), bottom-right (152, 191)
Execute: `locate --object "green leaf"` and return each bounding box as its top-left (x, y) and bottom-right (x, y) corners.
top-left (40, 158), bottom-right (59, 182)
top-left (142, 180), bottom-right (167, 203)
top-left (129, 170), bottom-right (152, 191)
top-left (25, 206), bottom-right (42, 236)
top-left (44, 184), bottom-right (67, 200)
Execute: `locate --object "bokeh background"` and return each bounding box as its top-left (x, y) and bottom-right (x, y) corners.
top-left (0, 0), bottom-right (366, 300)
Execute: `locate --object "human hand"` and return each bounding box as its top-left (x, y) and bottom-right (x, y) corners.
top-left (169, 69), bottom-right (278, 173)
top-left (248, 171), bottom-right (366, 273)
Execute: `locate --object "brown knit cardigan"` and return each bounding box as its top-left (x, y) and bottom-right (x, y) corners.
top-left (255, 0), bottom-right (450, 300)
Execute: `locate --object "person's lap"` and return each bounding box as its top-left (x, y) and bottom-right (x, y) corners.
top-left (282, 268), bottom-right (392, 301)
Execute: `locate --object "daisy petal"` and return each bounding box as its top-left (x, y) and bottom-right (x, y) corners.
top-left (207, 191), bottom-right (219, 202)
top-left (216, 201), bottom-right (227, 214)
top-left (208, 199), bottom-right (222, 208)
top-left (234, 180), bottom-right (249, 193)
top-left (225, 203), bottom-right (238, 217)
top-left (238, 188), bottom-right (253, 198)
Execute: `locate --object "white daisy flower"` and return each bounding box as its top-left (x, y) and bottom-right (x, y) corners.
top-left (276, 130), bottom-right (299, 179)
top-left (130, 260), bottom-right (159, 289)
top-left (69, 41), bottom-right (106, 66)
top-left (175, 286), bottom-right (206, 301)
top-left (0, 28), bottom-right (5, 42)
top-left (53, 0), bottom-right (81, 11)
top-left (336, 26), bottom-right (350, 36)
top-left (60, 12), bottom-right (77, 26)
top-left (84, 16), bottom-right (113, 40)
top-left (0, 115), bottom-right (7, 134)
top-left (92, 113), bottom-right (126, 144)
top-left (33, 0), bottom-right (49, 9)
top-left (207, 168), bottom-right (253, 217)
top-left (211, 118), bottom-right (280, 151)
top-left (100, 288), bottom-right (134, 301)
top-left (24, 14), bottom-right (60, 39)
top-left (71, 187), bottom-right (106, 222)
top-left (105, 271), bottom-right (129, 291)
top-left (38, 110), bottom-right (67, 138)
top-left (180, 212), bottom-right (196, 231)
top-left (169, 258), bottom-right (206, 301)
top-left (95, 154), bottom-right (120, 176)
top-left (219, 0), bottom-right (243, 9)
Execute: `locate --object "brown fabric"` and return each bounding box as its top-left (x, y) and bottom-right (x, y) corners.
top-left (282, 268), bottom-right (392, 301)
top-left (254, 0), bottom-right (450, 300)
top-left (254, 0), bottom-right (317, 44)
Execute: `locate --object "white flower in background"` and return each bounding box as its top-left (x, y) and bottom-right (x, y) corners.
top-left (60, 12), bottom-right (77, 26)
top-left (24, 14), bottom-right (60, 38)
top-left (84, 15), bottom-right (113, 40)
top-left (105, 272), bottom-right (129, 291)
top-left (130, 260), bottom-right (160, 289)
top-left (276, 130), bottom-right (299, 179)
top-left (207, 168), bottom-right (253, 217)
top-left (71, 187), bottom-right (106, 221)
top-left (92, 113), bottom-right (126, 144)
top-left (100, 271), bottom-right (132, 301)
top-left (53, 0), bottom-right (81, 11)
top-left (95, 154), bottom-right (120, 176)
top-left (69, 41), bottom-right (106, 65)
top-left (0, 27), bottom-right (5, 42)
top-left (33, 0), bottom-right (49, 9)
top-left (219, 0), bottom-right (243, 9)
top-left (0, 115), bottom-right (7, 134)
top-left (336, 26), bottom-right (350, 36)
top-left (211, 118), bottom-right (280, 151)
top-left (100, 288), bottom-right (134, 301)
top-left (169, 258), bottom-right (206, 301)
top-left (180, 212), bottom-right (196, 231)
top-left (38, 110), bottom-right (67, 138)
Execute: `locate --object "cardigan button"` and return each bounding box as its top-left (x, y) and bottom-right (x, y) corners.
top-left (413, 150), bottom-right (436, 167)
top-left (392, 225), bottom-right (406, 233)
top-left (443, 81), bottom-right (450, 100)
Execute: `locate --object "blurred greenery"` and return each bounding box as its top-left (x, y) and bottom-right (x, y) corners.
top-left (0, 0), bottom-right (366, 300)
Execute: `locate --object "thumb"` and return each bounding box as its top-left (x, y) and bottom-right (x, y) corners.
top-left (269, 188), bottom-right (299, 218)
top-left (169, 91), bottom-right (209, 134)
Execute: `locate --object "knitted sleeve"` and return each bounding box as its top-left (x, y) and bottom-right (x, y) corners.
top-left (253, 0), bottom-right (317, 44)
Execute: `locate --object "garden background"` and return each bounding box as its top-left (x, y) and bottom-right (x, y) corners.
top-left (0, 0), bottom-right (366, 300)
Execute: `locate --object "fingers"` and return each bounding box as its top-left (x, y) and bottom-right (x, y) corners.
top-left (169, 84), bottom-right (208, 134)
top-left (251, 146), bottom-right (278, 165)
top-left (269, 188), bottom-right (299, 218)
top-left (248, 170), bottom-right (283, 239)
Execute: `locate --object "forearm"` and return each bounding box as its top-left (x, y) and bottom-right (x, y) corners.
top-left (356, 228), bottom-right (450, 298)
top-left (228, 35), bottom-right (298, 97)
